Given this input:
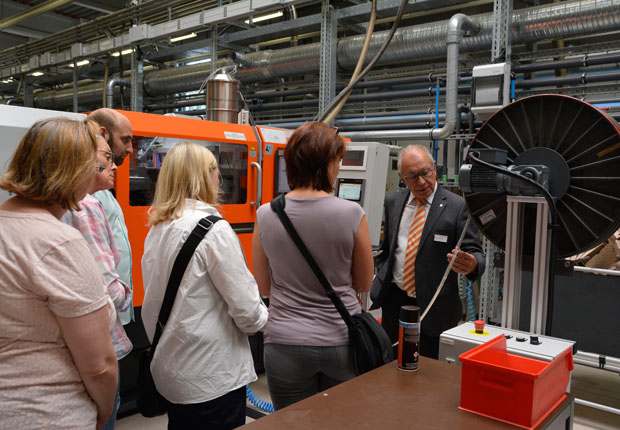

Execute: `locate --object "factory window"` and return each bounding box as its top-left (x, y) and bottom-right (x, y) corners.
top-left (129, 136), bottom-right (248, 206)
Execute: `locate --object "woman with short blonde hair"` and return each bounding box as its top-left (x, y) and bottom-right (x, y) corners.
top-left (0, 117), bottom-right (118, 429)
top-left (142, 142), bottom-right (267, 430)
top-left (147, 142), bottom-right (220, 226)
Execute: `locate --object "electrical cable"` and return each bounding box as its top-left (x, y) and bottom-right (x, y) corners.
top-left (198, 65), bottom-right (238, 94)
top-left (321, 0), bottom-right (377, 125)
top-left (465, 279), bottom-right (476, 322)
top-left (315, 0), bottom-right (409, 123)
top-left (466, 151), bottom-right (558, 334)
top-left (420, 214), bottom-right (472, 322)
top-left (246, 384), bottom-right (274, 414)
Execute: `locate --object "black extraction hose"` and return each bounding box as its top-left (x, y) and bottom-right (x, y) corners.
top-left (467, 151), bottom-right (558, 335)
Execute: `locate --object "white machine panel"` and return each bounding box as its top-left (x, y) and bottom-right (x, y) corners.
top-left (0, 105), bottom-right (86, 203)
top-left (439, 321), bottom-right (576, 364)
top-left (336, 142), bottom-right (389, 247)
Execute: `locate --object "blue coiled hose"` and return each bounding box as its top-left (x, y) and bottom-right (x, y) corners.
top-left (465, 280), bottom-right (476, 322)
top-left (246, 384), bottom-right (274, 414)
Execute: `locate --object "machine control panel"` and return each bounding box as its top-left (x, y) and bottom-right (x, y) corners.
top-left (336, 178), bottom-right (365, 203)
top-left (336, 142), bottom-right (389, 247)
top-left (439, 321), bottom-right (576, 364)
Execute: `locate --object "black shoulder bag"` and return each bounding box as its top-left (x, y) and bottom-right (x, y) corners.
top-left (137, 215), bottom-right (222, 417)
top-left (270, 194), bottom-right (393, 375)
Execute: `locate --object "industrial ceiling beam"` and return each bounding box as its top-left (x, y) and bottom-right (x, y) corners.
top-left (0, 0), bottom-right (75, 31)
top-left (73, 1), bottom-right (117, 14)
top-left (0, 26), bottom-right (51, 39)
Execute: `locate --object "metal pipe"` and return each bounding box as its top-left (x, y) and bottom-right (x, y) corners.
top-left (249, 86), bottom-right (471, 111)
top-left (148, 76), bottom-right (466, 109)
top-left (516, 70), bottom-right (620, 89)
top-left (513, 53), bottom-right (620, 73)
top-left (256, 108), bottom-right (436, 123)
top-left (573, 358), bottom-right (620, 373)
top-left (0, 0), bottom-right (74, 31)
top-left (31, 0), bottom-right (620, 108)
top-left (342, 13), bottom-right (478, 142)
top-left (431, 13), bottom-right (478, 140)
top-left (106, 78), bottom-right (131, 110)
top-left (575, 398), bottom-right (620, 416)
top-left (575, 350), bottom-right (620, 367)
top-left (128, 0), bottom-right (620, 96)
top-left (573, 266), bottom-right (620, 277)
top-left (248, 74), bottom-right (463, 100)
top-left (232, 0), bottom-right (620, 83)
top-left (258, 114), bottom-right (453, 129)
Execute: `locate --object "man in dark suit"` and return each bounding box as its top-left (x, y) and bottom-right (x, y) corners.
top-left (370, 145), bottom-right (485, 359)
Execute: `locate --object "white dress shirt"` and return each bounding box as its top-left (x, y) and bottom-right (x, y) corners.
top-left (391, 183), bottom-right (437, 290)
top-left (142, 200), bottom-right (268, 404)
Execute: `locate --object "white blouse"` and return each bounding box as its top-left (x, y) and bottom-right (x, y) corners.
top-left (142, 200), bottom-right (268, 404)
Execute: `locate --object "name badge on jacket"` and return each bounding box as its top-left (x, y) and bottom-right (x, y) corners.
top-left (434, 234), bottom-right (448, 243)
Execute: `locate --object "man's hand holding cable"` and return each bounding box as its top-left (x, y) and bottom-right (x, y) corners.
top-left (447, 247), bottom-right (478, 275)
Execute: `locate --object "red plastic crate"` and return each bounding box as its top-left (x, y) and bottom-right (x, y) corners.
top-left (458, 335), bottom-right (573, 429)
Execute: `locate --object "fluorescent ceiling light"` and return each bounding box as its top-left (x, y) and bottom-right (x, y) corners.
top-left (69, 60), bottom-right (90, 67)
top-left (244, 10), bottom-right (283, 24)
top-left (170, 32), bottom-right (197, 43)
top-left (2, 79), bottom-right (13, 83)
top-left (30, 71), bottom-right (44, 76)
top-left (186, 58), bottom-right (211, 65)
top-left (111, 49), bottom-right (134, 57)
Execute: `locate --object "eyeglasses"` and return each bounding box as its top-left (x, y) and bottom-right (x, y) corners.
top-left (402, 167), bottom-right (434, 183)
top-left (98, 149), bottom-right (115, 165)
top-left (95, 162), bottom-right (106, 173)
top-left (331, 126), bottom-right (339, 135)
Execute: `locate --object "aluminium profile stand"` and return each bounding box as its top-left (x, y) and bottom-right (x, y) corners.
top-left (501, 196), bottom-right (551, 335)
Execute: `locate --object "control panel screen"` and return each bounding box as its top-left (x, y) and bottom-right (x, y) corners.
top-left (342, 149), bottom-right (366, 167)
top-left (275, 150), bottom-right (291, 195)
top-left (337, 180), bottom-right (363, 202)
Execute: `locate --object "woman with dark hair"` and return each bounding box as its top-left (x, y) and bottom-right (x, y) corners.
top-left (252, 122), bottom-right (374, 410)
top-left (0, 117), bottom-right (118, 429)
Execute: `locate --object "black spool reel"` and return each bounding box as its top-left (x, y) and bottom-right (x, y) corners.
top-left (464, 94), bottom-right (620, 258)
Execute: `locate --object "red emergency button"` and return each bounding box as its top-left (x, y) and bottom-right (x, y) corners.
top-left (474, 320), bottom-right (485, 334)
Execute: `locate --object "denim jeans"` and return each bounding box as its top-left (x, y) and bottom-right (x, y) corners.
top-left (264, 343), bottom-right (356, 411)
top-left (102, 375), bottom-right (120, 430)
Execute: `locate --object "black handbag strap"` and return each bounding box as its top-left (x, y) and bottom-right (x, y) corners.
top-left (270, 194), bottom-right (355, 328)
top-left (150, 215), bottom-right (222, 350)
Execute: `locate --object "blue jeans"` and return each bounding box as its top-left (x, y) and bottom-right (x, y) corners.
top-left (264, 343), bottom-right (356, 411)
top-left (102, 375), bottom-right (120, 430)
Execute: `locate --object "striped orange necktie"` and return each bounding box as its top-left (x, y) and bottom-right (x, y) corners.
top-left (402, 198), bottom-right (427, 297)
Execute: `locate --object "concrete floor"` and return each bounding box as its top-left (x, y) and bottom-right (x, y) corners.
top-left (116, 362), bottom-right (619, 430)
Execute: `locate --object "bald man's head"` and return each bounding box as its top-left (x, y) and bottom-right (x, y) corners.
top-left (88, 108), bottom-right (133, 166)
top-left (398, 145), bottom-right (437, 200)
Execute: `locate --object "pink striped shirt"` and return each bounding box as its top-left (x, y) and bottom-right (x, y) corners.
top-left (62, 194), bottom-right (133, 359)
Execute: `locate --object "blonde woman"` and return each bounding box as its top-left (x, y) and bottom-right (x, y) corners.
top-left (141, 142), bottom-right (267, 430)
top-left (0, 118), bottom-right (118, 429)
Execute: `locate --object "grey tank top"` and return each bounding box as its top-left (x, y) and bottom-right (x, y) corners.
top-left (257, 196), bottom-right (364, 346)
